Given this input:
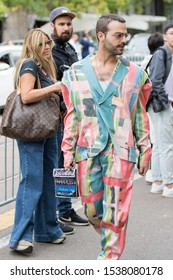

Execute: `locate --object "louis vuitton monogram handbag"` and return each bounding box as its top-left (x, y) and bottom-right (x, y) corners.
top-left (0, 76), bottom-right (60, 141)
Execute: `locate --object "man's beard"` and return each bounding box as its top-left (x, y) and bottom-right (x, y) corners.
top-left (53, 28), bottom-right (72, 43)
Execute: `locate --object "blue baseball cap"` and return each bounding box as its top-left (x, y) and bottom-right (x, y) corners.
top-left (50, 7), bottom-right (76, 22)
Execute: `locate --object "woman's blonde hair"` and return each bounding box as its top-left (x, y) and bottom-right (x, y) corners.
top-left (14, 28), bottom-right (57, 86)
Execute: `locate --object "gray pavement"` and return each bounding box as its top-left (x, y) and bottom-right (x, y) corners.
top-left (0, 176), bottom-right (173, 260)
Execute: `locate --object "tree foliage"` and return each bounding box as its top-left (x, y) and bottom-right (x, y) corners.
top-left (0, 1), bottom-right (7, 15)
top-left (0, 0), bottom-right (172, 17)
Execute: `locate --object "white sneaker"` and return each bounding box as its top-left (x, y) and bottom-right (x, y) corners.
top-left (51, 233), bottom-right (66, 244)
top-left (10, 240), bottom-right (33, 253)
top-left (150, 183), bottom-right (164, 194)
top-left (145, 169), bottom-right (154, 184)
top-left (162, 186), bottom-right (173, 198)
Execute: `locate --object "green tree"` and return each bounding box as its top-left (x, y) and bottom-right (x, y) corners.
top-left (0, 0), bottom-right (150, 17)
top-left (0, 1), bottom-right (7, 16)
top-left (0, 0), bottom-right (172, 17)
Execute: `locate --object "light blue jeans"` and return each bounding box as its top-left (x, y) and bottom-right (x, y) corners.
top-left (9, 135), bottom-right (63, 248)
top-left (148, 104), bottom-right (173, 184)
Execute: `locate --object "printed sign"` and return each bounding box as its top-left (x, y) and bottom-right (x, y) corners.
top-left (53, 168), bottom-right (78, 198)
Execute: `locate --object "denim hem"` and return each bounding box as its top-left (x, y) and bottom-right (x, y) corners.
top-left (34, 230), bottom-right (63, 242)
top-left (9, 236), bottom-right (32, 248)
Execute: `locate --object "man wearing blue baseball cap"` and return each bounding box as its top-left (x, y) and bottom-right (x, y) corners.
top-left (50, 7), bottom-right (77, 80)
top-left (50, 6), bottom-right (76, 22)
top-left (50, 7), bottom-right (89, 235)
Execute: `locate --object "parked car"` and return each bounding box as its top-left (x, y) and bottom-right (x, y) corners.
top-left (0, 45), bottom-right (22, 110)
top-left (0, 39), bottom-right (24, 46)
top-left (123, 33), bottom-right (151, 65)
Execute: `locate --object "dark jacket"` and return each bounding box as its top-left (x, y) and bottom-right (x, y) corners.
top-left (51, 35), bottom-right (78, 112)
top-left (51, 35), bottom-right (78, 81)
top-left (148, 44), bottom-right (172, 110)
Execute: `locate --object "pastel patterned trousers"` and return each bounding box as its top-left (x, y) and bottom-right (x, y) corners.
top-left (77, 142), bottom-right (135, 260)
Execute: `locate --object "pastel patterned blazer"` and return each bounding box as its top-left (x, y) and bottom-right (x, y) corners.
top-left (61, 55), bottom-right (152, 167)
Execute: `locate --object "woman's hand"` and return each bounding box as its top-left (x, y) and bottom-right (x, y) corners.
top-left (54, 82), bottom-right (62, 92)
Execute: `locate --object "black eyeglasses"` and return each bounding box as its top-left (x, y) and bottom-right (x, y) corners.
top-left (113, 32), bottom-right (131, 40)
top-left (39, 39), bottom-right (52, 47)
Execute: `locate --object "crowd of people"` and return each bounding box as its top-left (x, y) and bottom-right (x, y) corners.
top-left (8, 5), bottom-right (173, 260)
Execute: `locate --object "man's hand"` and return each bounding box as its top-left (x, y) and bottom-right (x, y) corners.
top-left (64, 161), bottom-right (76, 170)
top-left (138, 161), bottom-right (150, 176)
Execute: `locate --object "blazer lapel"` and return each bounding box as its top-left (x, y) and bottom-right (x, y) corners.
top-left (81, 56), bottom-right (103, 99)
top-left (81, 56), bottom-right (129, 105)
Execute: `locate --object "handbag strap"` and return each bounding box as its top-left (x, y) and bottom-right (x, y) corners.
top-left (36, 74), bottom-right (41, 89)
top-left (17, 74), bottom-right (41, 95)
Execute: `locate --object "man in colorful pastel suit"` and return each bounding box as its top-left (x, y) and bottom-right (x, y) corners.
top-left (61, 14), bottom-right (152, 260)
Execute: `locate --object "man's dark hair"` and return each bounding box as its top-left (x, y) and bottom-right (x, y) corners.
top-left (164, 23), bottom-right (173, 34)
top-left (96, 14), bottom-right (126, 39)
top-left (148, 32), bottom-right (164, 54)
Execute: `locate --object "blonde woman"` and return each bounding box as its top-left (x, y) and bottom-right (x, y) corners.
top-left (9, 28), bottom-right (65, 254)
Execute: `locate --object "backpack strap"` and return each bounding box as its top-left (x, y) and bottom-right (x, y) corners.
top-left (145, 56), bottom-right (153, 72)
top-left (145, 47), bottom-right (167, 77)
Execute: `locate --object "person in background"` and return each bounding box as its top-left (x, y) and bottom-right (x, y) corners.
top-left (50, 6), bottom-right (89, 234)
top-left (61, 14), bottom-right (152, 259)
top-left (147, 24), bottom-right (173, 197)
top-left (69, 33), bottom-right (82, 60)
top-left (141, 32), bottom-right (164, 184)
top-left (9, 28), bottom-right (65, 254)
top-left (80, 32), bottom-right (96, 58)
top-left (141, 32), bottom-right (164, 70)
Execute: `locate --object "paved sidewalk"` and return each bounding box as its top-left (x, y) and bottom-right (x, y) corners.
top-left (0, 176), bottom-right (173, 260)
